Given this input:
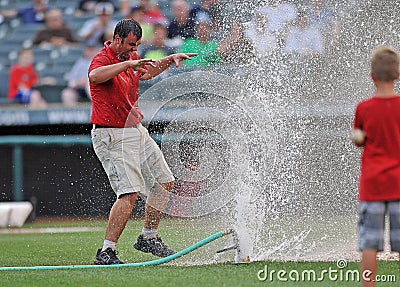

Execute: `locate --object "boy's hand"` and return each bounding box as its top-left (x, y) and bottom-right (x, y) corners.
top-left (350, 129), bottom-right (366, 147)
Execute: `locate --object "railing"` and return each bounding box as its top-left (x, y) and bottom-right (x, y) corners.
top-left (0, 135), bottom-right (92, 201)
top-left (0, 133), bottom-right (216, 202)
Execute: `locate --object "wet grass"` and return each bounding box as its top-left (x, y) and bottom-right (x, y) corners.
top-left (0, 218), bottom-right (398, 287)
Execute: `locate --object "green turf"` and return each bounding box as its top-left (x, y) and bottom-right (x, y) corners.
top-left (0, 218), bottom-right (398, 287)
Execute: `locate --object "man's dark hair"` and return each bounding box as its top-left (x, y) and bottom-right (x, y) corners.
top-left (113, 18), bottom-right (142, 42)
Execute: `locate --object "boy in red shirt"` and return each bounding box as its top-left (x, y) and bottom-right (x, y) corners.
top-left (351, 46), bottom-right (400, 287)
top-left (8, 48), bottom-right (47, 107)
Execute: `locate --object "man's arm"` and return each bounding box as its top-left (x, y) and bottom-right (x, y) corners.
top-left (89, 59), bottom-right (155, 84)
top-left (140, 53), bottom-right (197, 81)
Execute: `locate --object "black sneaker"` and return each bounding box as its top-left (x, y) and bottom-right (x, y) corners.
top-left (133, 235), bottom-right (176, 257)
top-left (94, 248), bottom-right (125, 265)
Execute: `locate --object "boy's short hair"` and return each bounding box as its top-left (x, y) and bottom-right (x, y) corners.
top-left (371, 46), bottom-right (400, 82)
top-left (18, 47), bottom-right (33, 56)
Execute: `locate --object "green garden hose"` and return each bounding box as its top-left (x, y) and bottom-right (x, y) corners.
top-left (0, 229), bottom-right (233, 271)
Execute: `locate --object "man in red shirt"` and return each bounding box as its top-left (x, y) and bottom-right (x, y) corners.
top-left (351, 46), bottom-right (400, 287)
top-left (89, 18), bottom-right (196, 265)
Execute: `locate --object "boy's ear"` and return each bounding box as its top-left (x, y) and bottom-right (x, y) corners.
top-left (370, 72), bottom-right (377, 81)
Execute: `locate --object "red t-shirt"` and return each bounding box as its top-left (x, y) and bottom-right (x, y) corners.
top-left (8, 64), bottom-right (38, 100)
top-left (89, 41), bottom-right (144, 128)
top-left (354, 96), bottom-right (400, 201)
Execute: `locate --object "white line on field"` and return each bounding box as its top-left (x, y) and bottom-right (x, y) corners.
top-left (0, 227), bottom-right (103, 234)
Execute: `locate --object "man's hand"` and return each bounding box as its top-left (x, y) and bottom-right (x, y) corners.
top-left (170, 53), bottom-right (198, 67)
top-left (139, 53), bottom-right (198, 80)
top-left (128, 58), bottom-right (156, 73)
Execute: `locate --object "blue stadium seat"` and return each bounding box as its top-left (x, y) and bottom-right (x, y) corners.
top-left (0, 49), bottom-right (11, 69)
top-left (35, 83), bottom-right (67, 103)
top-left (38, 69), bottom-right (68, 86)
top-left (0, 70), bottom-right (10, 102)
top-left (0, 43), bottom-right (20, 67)
top-left (59, 45), bottom-right (85, 58)
top-left (32, 47), bottom-right (54, 66)
top-left (11, 23), bottom-right (44, 37)
top-left (63, 14), bottom-right (94, 31)
top-left (0, 22), bottom-right (9, 40)
top-left (57, 54), bottom-right (79, 68)
top-left (0, 2), bottom-right (16, 10)
top-left (4, 29), bottom-right (33, 48)
top-left (12, 0), bottom-right (33, 10)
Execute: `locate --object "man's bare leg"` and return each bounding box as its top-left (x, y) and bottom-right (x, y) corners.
top-left (133, 181), bottom-right (175, 257)
top-left (104, 193), bottom-right (138, 246)
top-left (143, 181), bottom-right (174, 231)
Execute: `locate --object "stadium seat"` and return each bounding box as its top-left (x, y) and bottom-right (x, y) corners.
top-left (0, 70), bottom-right (10, 100)
top-left (57, 54), bottom-right (80, 67)
top-left (35, 83), bottom-right (67, 103)
top-left (0, 41), bottom-right (23, 67)
top-left (33, 47), bottom-right (55, 67)
top-left (0, 22), bottom-right (9, 40)
top-left (0, 2), bottom-right (15, 10)
top-left (4, 29), bottom-right (33, 48)
top-left (13, 0), bottom-right (34, 10)
top-left (54, 0), bottom-right (79, 10)
top-left (11, 23), bottom-right (43, 34)
top-left (0, 50), bottom-right (11, 69)
top-left (63, 14), bottom-right (94, 31)
top-left (158, 0), bottom-right (173, 21)
top-left (39, 65), bottom-right (68, 81)
top-left (58, 45), bottom-right (84, 57)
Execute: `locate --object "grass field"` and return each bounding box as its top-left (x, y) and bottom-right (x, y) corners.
top-left (0, 218), bottom-right (399, 287)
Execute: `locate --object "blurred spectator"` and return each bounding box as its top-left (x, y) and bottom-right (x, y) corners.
top-left (306, 0), bottom-right (340, 48)
top-left (244, 9), bottom-right (278, 59)
top-left (284, 11), bottom-right (324, 58)
top-left (76, 0), bottom-right (98, 15)
top-left (32, 9), bottom-right (79, 48)
top-left (219, 22), bottom-right (255, 64)
top-left (179, 12), bottom-right (221, 67)
top-left (189, 0), bottom-right (221, 30)
top-left (139, 0), bottom-right (168, 25)
top-left (61, 44), bottom-right (99, 106)
top-left (167, 0), bottom-right (195, 48)
top-left (8, 48), bottom-right (47, 107)
top-left (75, 0), bottom-right (115, 16)
top-left (140, 24), bottom-right (175, 59)
top-left (1, 0), bottom-right (49, 24)
top-left (128, 5), bottom-right (154, 45)
top-left (258, 0), bottom-right (297, 45)
top-left (79, 2), bottom-right (118, 46)
top-left (118, 0), bottom-right (133, 17)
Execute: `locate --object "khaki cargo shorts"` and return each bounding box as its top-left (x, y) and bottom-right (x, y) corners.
top-left (91, 123), bottom-right (174, 198)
